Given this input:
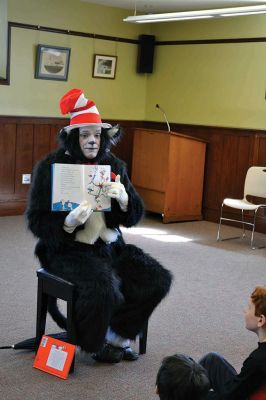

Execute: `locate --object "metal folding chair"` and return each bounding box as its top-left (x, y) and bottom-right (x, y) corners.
top-left (217, 166), bottom-right (266, 249)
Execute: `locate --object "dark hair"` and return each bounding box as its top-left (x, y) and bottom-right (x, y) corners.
top-left (156, 354), bottom-right (210, 400)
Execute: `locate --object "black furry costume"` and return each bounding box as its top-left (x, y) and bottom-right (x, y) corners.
top-left (26, 126), bottom-right (172, 353)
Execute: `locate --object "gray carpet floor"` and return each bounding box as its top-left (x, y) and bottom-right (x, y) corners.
top-left (0, 213), bottom-right (266, 400)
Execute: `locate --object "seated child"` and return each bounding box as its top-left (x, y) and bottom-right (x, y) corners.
top-left (199, 286), bottom-right (266, 399)
top-left (156, 353), bottom-right (210, 400)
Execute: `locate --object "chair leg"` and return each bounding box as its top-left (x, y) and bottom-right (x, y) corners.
top-left (250, 209), bottom-right (258, 250)
top-left (241, 209), bottom-right (246, 238)
top-left (139, 320), bottom-right (148, 355)
top-left (217, 203), bottom-right (224, 241)
top-left (217, 203), bottom-right (244, 242)
top-left (36, 279), bottom-right (48, 351)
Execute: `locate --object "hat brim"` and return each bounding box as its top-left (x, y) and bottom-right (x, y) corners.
top-left (64, 122), bottom-right (112, 133)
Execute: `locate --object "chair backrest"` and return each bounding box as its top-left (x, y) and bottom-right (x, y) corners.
top-left (244, 167), bottom-right (266, 199)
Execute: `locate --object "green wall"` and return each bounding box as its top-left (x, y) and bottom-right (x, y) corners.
top-left (0, 0), bottom-right (7, 78)
top-left (147, 16), bottom-right (266, 129)
top-left (2, 0), bottom-right (266, 129)
top-left (1, 0), bottom-right (151, 120)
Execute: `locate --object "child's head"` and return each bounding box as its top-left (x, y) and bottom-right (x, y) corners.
top-left (245, 286), bottom-right (266, 335)
top-left (156, 353), bottom-right (210, 400)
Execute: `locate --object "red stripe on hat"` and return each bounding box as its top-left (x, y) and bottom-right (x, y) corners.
top-left (70, 112), bottom-right (102, 125)
top-left (73, 100), bottom-right (96, 114)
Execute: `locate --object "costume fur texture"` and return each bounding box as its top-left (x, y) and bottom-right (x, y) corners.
top-left (26, 127), bottom-right (172, 352)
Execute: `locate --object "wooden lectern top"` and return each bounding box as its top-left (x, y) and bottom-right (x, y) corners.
top-left (133, 128), bottom-right (208, 144)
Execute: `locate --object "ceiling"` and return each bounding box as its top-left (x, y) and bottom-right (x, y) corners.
top-left (81, 0), bottom-right (266, 13)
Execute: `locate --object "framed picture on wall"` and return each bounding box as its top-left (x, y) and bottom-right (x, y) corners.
top-left (35, 45), bottom-right (71, 81)
top-left (92, 54), bottom-right (117, 79)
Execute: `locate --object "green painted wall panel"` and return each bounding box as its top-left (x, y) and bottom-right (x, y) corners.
top-left (2, 0), bottom-right (266, 129)
top-left (146, 42), bottom-right (266, 129)
top-left (0, 0), bottom-right (148, 120)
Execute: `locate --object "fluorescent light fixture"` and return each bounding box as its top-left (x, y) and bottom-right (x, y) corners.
top-left (123, 4), bottom-right (266, 23)
top-left (136, 15), bottom-right (214, 23)
top-left (221, 11), bottom-right (266, 17)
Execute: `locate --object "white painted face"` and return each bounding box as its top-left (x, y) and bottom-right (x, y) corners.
top-left (79, 126), bottom-right (101, 159)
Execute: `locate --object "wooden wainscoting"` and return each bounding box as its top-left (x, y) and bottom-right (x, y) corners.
top-left (1, 115), bottom-right (266, 234)
top-left (0, 116), bottom-right (66, 215)
top-left (0, 116), bottom-right (140, 216)
top-left (143, 121), bottom-right (266, 233)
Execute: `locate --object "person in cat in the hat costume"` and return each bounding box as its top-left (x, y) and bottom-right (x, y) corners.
top-left (26, 88), bottom-right (172, 363)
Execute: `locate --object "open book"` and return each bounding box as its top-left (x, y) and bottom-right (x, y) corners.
top-left (51, 163), bottom-right (111, 212)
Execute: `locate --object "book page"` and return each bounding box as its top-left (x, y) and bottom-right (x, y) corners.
top-left (83, 164), bottom-right (111, 211)
top-left (51, 163), bottom-right (111, 211)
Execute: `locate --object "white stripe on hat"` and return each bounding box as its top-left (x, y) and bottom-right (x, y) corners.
top-left (70, 105), bottom-right (99, 119)
top-left (74, 93), bottom-right (88, 109)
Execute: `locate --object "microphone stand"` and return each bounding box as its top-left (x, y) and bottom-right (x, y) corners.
top-left (156, 104), bottom-right (171, 132)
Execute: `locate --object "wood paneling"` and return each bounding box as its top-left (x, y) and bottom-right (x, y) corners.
top-left (143, 122), bottom-right (266, 232)
top-left (15, 124), bottom-right (33, 194)
top-left (257, 136), bottom-right (266, 166)
top-left (50, 125), bottom-right (65, 152)
top-left (1, 115), bottom-right (266, 235)
top-left (33, 124), bottom-right (51, 164)
top-left (0, 123), bottom-right (16, 194)
top-left (0, 117), bottom-right (69, 215)
top-left (203, 132), bottom-right (223, 210)
top-left (219, 135), bottom-right (250, 202)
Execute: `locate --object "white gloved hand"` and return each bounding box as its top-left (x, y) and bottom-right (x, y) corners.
top-left (104, 174), bottom-right (128, 212)
top-left (63, 200), bottom-right (93, 233)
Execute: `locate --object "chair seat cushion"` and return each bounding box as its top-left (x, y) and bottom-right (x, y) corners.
top-left (223, 198), bottom-right (261, 211)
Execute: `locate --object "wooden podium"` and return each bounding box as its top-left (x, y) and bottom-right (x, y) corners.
top-left (131, 128), bottom-right (206, 223)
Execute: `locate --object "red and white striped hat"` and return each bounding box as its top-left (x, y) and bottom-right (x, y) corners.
top-left (59, 88), bottom-right (111, 132)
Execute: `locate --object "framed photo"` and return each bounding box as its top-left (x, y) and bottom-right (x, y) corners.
top-left (35, 45), bottom-right (71, 81)
top-left (92, 54), bottom-right (117, 79)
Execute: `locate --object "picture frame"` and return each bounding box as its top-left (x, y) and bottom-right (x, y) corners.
top-left (92, 54), bottom-right (117, 79)
top-left (35, 45), bottom-right (71, 81)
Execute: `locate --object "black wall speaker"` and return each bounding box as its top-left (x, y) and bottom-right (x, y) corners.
top-left (137, 34), bottom-right (155, 73)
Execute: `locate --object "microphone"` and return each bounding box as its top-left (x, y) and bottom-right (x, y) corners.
top-left (155, 104), bottom-right (171, 132)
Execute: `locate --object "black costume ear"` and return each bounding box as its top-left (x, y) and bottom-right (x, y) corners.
top-left (58, 128), bottom-right (68, 147)
top-left (106, 125), bottom-right (123, 145)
